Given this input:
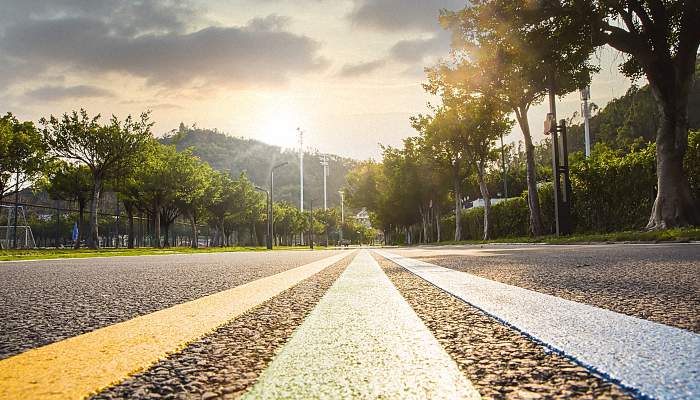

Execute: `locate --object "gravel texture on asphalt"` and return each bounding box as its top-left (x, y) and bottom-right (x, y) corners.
top-left (375, 254), bottom-right (633, 400)
top-left (411, 244), bottom-right (700, 333)
top-left (91, 254), bottom-right (352, 400)
top-left (0, 250), bottom-right (343, 359)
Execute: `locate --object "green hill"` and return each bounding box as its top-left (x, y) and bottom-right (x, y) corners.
top-left (160, 125), bottom-right (356, 208)
top-left (567, 70), bottom-right (700, 152)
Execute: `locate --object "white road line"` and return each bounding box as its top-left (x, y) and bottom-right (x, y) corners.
top-left (375, 250), bottom-right (700, 400)
top-left (243, 250), bottom-right (480, 400)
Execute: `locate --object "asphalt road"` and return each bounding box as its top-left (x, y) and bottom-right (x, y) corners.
top-left (0, 250), bottom-right (342, 359)
top-left (1, 244), bottom-right (697, 399)
top-left (393, 243), bottom-right (700, 333)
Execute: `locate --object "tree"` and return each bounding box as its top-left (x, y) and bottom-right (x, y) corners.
top-left (135, 144), bottom-right (184, 248)
top-left (0, 113), bottom-right (47, 200)
top-left (549, 1), bottom-right (700, 227)
top-left (433, 0), bottom-right (597, 236)
top-left (41, 110), bottom-right (153, 248)
top-left (412, 107), bottom-right (468, 241)
top-left (40, 161), bottom-right (93, 249)
top-left (173, 154), bottom-right (214, 249)
top-left (452, 95), bottom-right (513, 240)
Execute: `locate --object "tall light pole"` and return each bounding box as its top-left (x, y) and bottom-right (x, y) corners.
top-left (297, 128), bottom-right (304, 211)
top-left (581, 86), bottom-right (592, 158)
top-left (254, 186), bottom-right (271, 249)
top-left (338, 190), bottom-right (344, 245)
top-left (297, 128), bottom-right (304, 245)
top-left (270, 162), bottom-right (288, 248)
top-left (500, 132), bottom-right (508, 198)
top-left (320, 154), bottom-right (329, 210)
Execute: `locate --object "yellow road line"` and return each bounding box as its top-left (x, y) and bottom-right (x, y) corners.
top-left (0, 251), bottom-right (352, 400)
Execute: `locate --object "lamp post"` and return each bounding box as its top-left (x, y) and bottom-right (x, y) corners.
top-left (320, 154), bottom-right (329, 210)
top-left (269, 162), bottom-right (288, 248)
top-left (338, 190), bottom-right (345, 245)
top-left (308, 199), bottom-right (314, 250)
top-left (581, 86), bottom-right (592, 158)
top-left (254, 186), bottom-right (271, 249)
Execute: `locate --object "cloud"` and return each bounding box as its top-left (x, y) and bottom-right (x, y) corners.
top-left (389, 32), bottom-right (450, 63)
top-left (24, 85), bottom-right (115, 101)
top-left (347, 0), bottom-right (465, 32)
top-left (0, 3), bottom-right (328, 90)
top-left (339, 60), bottom-right (386, 77)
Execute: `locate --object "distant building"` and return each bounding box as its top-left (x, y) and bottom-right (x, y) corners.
top-left (470, 198), bottom-right (508, 209)
top-left (355, 207), bottom-right (371, 228)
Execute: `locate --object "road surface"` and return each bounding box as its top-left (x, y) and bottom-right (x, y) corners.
top-left (0, 244), bottom-right (697, 399)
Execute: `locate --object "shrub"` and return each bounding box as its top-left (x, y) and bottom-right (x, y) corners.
top-left (436, 132), bottom-right (699, 241)
top-left (570, 142), bottom-right (657, 232)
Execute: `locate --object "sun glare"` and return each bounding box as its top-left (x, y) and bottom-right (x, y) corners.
top-left (256, 102), bottom-right (305, 149)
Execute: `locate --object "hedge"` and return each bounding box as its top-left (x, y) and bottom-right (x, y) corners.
top-left (439, 130), bottom-right (699, 239)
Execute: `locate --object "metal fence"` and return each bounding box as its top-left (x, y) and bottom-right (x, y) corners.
top-left (0, 191), bottom-right (213, 249)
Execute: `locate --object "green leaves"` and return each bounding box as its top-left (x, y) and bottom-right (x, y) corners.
top-left (0, 113), bottom-right (48, 197)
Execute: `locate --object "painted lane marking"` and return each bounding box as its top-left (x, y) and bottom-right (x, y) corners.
top-left (243, 250), bottom-right (480, 400)
top-left (0, 251), bottom-right (353, 400)
top-left (375, 250), bottom-right (700, 400)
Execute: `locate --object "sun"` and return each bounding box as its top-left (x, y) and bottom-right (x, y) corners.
top-left (256, 101), bottom-right (305, 149)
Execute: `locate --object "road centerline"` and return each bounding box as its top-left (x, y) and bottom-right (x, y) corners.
top-left (0, 251), bottom-right (352, 400)
top-left (375, 249), bottom-right (700, 400)
top-left (243, 249), bottom-right (480, 399)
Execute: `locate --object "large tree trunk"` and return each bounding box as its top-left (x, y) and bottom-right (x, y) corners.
top-left (220, 220), bottom-right (226, 247)
top-left (163, 223), bottom-right (171, 248)
top-left (453, 170), bottom-right (462, 241)
top-left (436, 206), bottom-right (441, 243)
top-left (153, 201), bottom-right (162, 248)
top-left (87, 178), bottom-right (101, 249)
top-left (190, 215), bottom-right (199, 249)
top-left (126, 204), bottom-right (135, 249)
top-left (477, 163), bottom-right (492, 240)
top-left (419, 206), bottom-right (428, 244)
top-left (515, 107), bottom-right (544, 236)
top-left (647, 83), bottom-right (700, 228)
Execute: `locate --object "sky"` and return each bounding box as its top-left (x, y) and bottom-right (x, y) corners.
top-left (0, 0), bottom-right (635, 160)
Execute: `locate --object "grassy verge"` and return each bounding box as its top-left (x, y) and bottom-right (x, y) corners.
top-left (0, 245), bottom-right (332, 262)
top-left (430, 227), bottom-right (700, 246)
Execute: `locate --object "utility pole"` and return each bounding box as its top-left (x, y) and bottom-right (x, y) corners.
top-left (500, 133), bottom-right (508, 198)
top-left (297, 128), bottom-right (304, 211)
top-left (338, 190), bottom-right (344, 245)
top-left (297, 128), bottom-right (304, 245)
top-left (581, 86), bottom-right (592, 158)
top-left (320, 154), bottom-right (329, 210)
top-left (309, 199), bottom-right (314, 250)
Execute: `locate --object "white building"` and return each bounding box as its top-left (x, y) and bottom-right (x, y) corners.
top-left (354, 208), bottom-right (371, 228)
top-left (470, 198), bottom-right (508, 209)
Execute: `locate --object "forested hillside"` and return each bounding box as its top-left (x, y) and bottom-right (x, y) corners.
top-left (160, 124), bottom-right (356, 208)
top-left (568, 67), bottom-right (700, 152)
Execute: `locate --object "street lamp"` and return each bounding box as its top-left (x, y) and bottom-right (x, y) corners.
top-left (269, 162), bottom-right (288, 249)
top-left (338, 190), bottom-right (345, 246)
top-left (254, 186), bottom-right (271, 249)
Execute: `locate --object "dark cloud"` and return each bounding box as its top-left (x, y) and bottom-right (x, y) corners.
top-left (348, 0), bottom-right (465, 32)
top-left (24, 85), bottom-right (115, 101)
top-left (0, 0), bottom-right (195, 36)
top-left (389, 32), bottom-right (450, 63)
top-left (338, 59), bottom-right (386, 77)
top-left (0, 2), bottom-right (328, 90)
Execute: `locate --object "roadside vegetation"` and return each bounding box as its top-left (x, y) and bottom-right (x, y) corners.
top-left (0, 113), bottom-right (376, 251)
top-left (0, 245), bottom-right (340, 262)
top-left (344, 1), bottom-right (700, 245)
